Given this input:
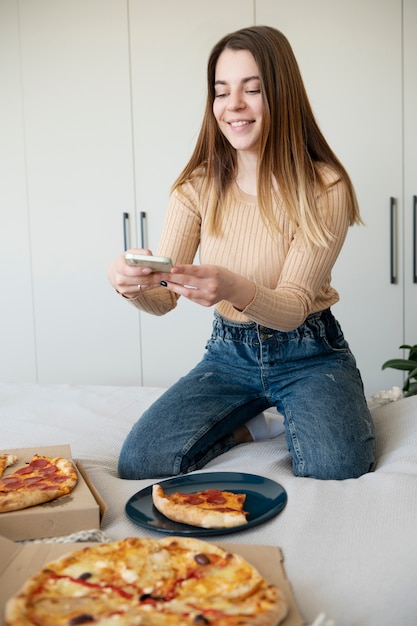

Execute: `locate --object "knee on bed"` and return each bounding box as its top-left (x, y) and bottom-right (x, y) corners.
top-left (117, 454), bottom-right (141, 479)
top-left (117, 453), bottom-right (173, 480)
top-left (288, 424), bottom-right (376, 480)
top-left (117, 445), bottom-right (176, 480)
top-left (117, 428), bottom-right (183, 480)
top-left (292, 445), bottom-right (375, 480)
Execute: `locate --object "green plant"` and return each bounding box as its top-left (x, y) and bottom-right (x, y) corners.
top-left (382, 344), bottom-right (417, 397)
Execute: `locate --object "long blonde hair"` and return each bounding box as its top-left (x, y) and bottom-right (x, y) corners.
top-left (172, 25), bottom-right (361, 247)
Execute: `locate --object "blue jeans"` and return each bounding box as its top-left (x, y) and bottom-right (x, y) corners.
top-left (119, 309), bottom-right (375, 480)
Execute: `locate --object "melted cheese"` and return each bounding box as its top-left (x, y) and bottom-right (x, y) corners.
top-left (6, 537), bottom-right (286, 626)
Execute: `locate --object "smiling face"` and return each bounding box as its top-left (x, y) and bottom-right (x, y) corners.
top-left (213, 48), bottom-right (264, 156)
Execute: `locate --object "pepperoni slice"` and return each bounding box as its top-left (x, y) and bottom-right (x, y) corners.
top-left (1, 476), bottom-right (24, 485)
top-left (30, 458), bottom-right (50, 469)
top-left (38, 484), bottom-right (64, 491)
top-left (41, 465), bottom-right (59, 476)
top-left (205, 494), bottom-right (227, 504)
top-left (183, 495), bottom-right (204, 505)
top-left (14, 466), bottom-right (36, 476)
top-left (0, 478), bottom-right (25, 491)
top-left (202, 489), bottom-right (227, 503)
top-left (22, 476), bottom-right (45, 484)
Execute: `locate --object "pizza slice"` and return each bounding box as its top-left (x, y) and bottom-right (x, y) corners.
top-left (0, 454), bottom-right (78, 513)
top-left (0, 454), bottom-right (18, 478)
top-left (152, 484), bottom-right (249, 529)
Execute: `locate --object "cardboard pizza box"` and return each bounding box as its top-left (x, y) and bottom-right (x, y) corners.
top-left (0, 536), bottom-right (305, 626)
top-left (0, 445), bottom-right (107, 541)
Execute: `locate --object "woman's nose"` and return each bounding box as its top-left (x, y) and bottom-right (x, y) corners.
top-left (227, 91), bottom-right (244, 110)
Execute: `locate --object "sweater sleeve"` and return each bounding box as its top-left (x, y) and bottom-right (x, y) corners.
top-left (127, 187), bottom-right (201, 316)
top-left (239, 179), bottom-right (351, 331)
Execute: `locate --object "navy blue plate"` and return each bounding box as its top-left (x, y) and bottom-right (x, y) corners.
top-left (125, 471), bottom-right (287, 536)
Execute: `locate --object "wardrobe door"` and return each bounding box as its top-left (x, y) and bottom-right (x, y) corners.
top-left (0, 0), bottom-right (36, 381)
top-left (129, 0), bottom-right (254, 386)
top-left (256, 0), bottom-right (403, 395)
top-left (19, 0), bottom-right (142, 384)
top-left (403, 0), bottom-right (417, 349)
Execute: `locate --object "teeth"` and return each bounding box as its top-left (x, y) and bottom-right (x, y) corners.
top-left (230, 121), bottom-right (250, 127)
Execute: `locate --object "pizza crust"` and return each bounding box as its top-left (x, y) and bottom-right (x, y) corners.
top-left (0, 454), bottom-right (18, 478)
top-left (152, 484), bottom-right (248, 529)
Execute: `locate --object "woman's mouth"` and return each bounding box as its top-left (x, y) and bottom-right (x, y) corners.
top-left (229, 120), bottom-right (253, 128)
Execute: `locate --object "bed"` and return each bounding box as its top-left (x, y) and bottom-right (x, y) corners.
top-left (1, 382), bottom-right (416, 625)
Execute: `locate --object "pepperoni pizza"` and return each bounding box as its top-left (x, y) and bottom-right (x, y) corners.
top-left (0, 454), bottom-right (78, 513)
top-left (152, 484), bottom-right (249, 528)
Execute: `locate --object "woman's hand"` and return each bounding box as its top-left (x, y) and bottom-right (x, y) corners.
top-left (107, 249), bottom-right (172, 299)
top-left (161, 264), bottom-right (256, 311)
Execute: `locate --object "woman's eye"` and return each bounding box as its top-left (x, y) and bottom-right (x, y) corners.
top-left (214, 92), bottom-right (228, 98)
top-left (247, 89), bottom-right (261, 95)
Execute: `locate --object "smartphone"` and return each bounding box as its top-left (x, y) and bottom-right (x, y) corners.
top-left (124, 253), bottom-right (173, 272)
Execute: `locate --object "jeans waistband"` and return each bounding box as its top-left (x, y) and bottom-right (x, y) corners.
top-left (212, 309), bottom-right (333, 342)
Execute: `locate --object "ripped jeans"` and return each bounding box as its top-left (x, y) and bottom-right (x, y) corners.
top-left (118, 309), bottom-right (375, 480)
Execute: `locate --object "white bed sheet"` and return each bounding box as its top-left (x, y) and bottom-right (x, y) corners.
top-left (1, 382), bottom-right (417, 626)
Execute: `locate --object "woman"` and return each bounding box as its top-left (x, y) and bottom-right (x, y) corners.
top-left (108, 25), bottom-right (375, 480)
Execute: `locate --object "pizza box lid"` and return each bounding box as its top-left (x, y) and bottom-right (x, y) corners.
top-left (0, 537), bottom-right (304, 626)
top-left (0, 445), bottom-right (107, 541)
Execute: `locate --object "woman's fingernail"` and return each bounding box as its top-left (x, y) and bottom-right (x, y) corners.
top-left (160, 281), bottom-right (167, 287)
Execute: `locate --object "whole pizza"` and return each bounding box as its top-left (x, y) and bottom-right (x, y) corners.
top-left (5, 536), bottom-right (288, 625)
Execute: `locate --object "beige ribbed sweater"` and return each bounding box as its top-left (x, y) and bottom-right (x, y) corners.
top-left (130, 166), bottom-right (351, 331)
